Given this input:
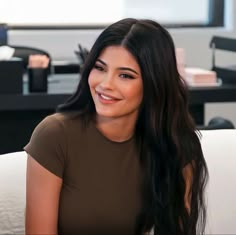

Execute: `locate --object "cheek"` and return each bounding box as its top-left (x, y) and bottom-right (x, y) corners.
top-left (88, 73), bottom-right (93, 89)
top-left (88, 71), bottom-right (97, 91)
top-left (124, 83), bottom-right (143, 103)
top-left (88, 75), bottom-right (96, 100)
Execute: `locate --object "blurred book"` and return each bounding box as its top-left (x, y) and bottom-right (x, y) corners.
top-left (184, 67), bottom-right (219, 87)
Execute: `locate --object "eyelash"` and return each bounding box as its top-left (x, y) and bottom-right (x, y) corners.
top-left (94, 64), bottom-right (104, 71)
top-left (119, 74), bottom-right (134, 79)
top-left (93, 64), bottom-right (134, 79)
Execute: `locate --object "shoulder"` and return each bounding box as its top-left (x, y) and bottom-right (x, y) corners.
top-left (24, 113), bottom-right (72, 178)
top-left (36, 111), bottom-right (84, 134)
top-left (26, 112), bottom-right (81, 153)
top-left (40, 112), bottom-right (77, 126)
top-left (29, 112), bottom-right (91, 152)
top-left (31, 113), bottom-right (65, 139)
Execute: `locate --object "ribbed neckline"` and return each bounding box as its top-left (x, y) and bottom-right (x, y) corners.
top-left (89, 120), bottom-right (135, 146)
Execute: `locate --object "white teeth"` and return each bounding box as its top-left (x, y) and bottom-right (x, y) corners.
top-left (100, 94), bottom-right (113, 100)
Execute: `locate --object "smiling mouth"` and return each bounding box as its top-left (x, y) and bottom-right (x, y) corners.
top-left (101, 94), bottom-right (114, 100)
top-left (96, 91), bottom-right (119, 99)
top-left (96, 91), bottom-right (121, 103)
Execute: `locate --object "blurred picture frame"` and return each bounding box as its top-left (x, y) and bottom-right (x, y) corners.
top-left (0, 24), bottom-right (7, 46)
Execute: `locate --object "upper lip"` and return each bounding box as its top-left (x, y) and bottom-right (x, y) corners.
top-left (95, 90), bottom-right (120, 100)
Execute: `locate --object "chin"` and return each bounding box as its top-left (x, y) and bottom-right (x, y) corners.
top-left (96, 110), bottom-right (120, 119)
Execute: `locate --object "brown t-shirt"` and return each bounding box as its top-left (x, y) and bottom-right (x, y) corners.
top-left (24, 113), bottom-right (144, 235)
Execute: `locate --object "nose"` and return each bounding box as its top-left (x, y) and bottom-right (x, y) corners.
top-left (99, 72), bottom-right (115, 89)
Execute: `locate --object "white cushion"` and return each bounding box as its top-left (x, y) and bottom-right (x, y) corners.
top-left (0, 151), bottom-right (27, 235)
top-left (200, 130), bottom-right (236, 234)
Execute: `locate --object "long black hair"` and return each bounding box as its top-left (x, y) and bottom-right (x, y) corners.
top-left (57, 18), bottom-right (208, 235)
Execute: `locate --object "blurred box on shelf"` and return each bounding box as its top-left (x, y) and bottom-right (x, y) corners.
top-left (0, 58), bottom-right (23, 94)
top-left (184, 67), bottom-right (218, 87)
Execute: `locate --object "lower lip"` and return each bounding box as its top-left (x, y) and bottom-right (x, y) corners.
top-left (97, 93), bottom-right (120, 104)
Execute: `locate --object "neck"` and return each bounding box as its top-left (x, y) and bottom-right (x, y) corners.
top-left (95, 115), bottom-right (137, 142)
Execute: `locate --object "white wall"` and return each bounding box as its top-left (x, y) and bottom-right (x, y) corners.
top-left (7, 0), bottom-right (236, 126)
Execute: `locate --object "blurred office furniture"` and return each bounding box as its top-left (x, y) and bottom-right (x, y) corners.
top-left (74, 43), bottom-right (89, 65)
top-left (9, 45), bottom-right (51, 72)
top-left (49, 43), bottom-right (86, 74)
top-left (202, 116), bottom-right (235, 130)
top-left (6, 45), bottom-right (79, 74)
top-left (0, 58), bottom-right (24, 94)
top-left (0, 74), bottom-right (78, 154)
top-left (0, 74), bottom-right (236, 154)
top-left (52, 60), bottom-right (80, 74)
top-left (210, 36), bottom-right (236, 84)
top-left (0, 45), bottom-right (51, 95)
top-left (0, 24), bottom-right (7, 45)
top-left (1, 130), bottom-right (236, 235)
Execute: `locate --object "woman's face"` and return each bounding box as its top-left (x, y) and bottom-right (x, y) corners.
top-left (88, 46), bottom-right (143, 122)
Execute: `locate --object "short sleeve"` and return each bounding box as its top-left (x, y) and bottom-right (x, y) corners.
top-left (24, 114), bottom-right (67, 178)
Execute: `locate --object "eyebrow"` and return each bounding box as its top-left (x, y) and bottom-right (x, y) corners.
top-left (96, 58), bottom-right (139, 75)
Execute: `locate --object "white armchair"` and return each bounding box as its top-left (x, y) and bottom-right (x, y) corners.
top-left (0, 151), bottom-right (27, 234)
top-left (201, 130), bottom-right (236, 234)
top-left (0, 130), bottom-right (235, 234)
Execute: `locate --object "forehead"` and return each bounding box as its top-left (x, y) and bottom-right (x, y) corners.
top-left (98, 46), bottom-right (140, 69)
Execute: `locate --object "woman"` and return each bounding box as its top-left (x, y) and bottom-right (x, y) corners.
top-left (25, 18), bottom-right (208, 235)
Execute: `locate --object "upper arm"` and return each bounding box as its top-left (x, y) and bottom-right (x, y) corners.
top-left (25, 155), bottom-right (62, 234)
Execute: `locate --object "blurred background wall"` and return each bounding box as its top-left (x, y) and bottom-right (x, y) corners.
top-left (4, 0), bottom-right (236, 126)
